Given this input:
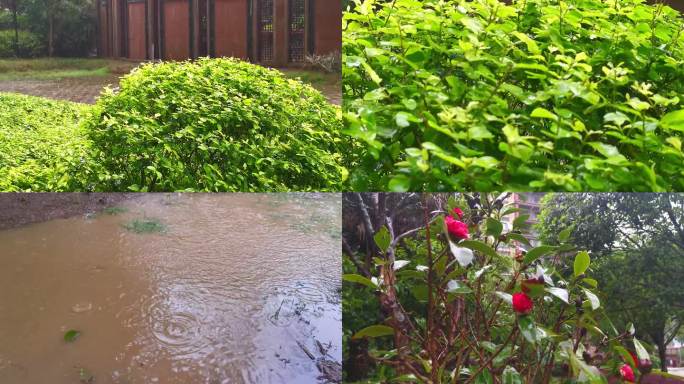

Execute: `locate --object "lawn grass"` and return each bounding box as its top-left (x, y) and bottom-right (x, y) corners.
top-left (0, 58), bottom-right (139, 81)
top-left (281, 69), bottom-right (340, 87)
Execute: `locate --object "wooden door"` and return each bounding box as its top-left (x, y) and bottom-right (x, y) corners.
top-left (211, 0), bottom-right (249, 59)
top-left (160, 0), bottom-right (193, 60)
top-left (127, 0), bottom-right (148, 59)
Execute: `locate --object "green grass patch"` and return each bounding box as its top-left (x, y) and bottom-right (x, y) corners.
top-left (282, 70), bottom-right (334, 86)
top-left (123, 218), bottom-right (166, 234)
top-left (0, 58), bottom-right (139, 81)
top-left (0, 92), bottom-right (91, 191)
top-left (102, 206), bottom-right (127, 215)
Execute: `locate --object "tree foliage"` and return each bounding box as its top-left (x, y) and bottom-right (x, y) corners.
top-left (537, 193), bottom-right (684, 371)
top-left (343, 0), bottom-right (684, 191)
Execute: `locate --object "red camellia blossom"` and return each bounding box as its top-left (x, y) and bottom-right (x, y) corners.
top-left (619, 364), bottom-right (635, 382)
top-left (453, 207), bottom-right (464, 219)
top-left (445, 215), bottom-right (469, 240)
top-left (512, 292), bottom-right (533, 314)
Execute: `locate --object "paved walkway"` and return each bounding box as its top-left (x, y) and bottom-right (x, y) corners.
top-left (0, 74), bottom-right (341, 106)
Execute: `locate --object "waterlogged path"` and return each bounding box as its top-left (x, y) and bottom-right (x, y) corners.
top-left (0, 194), bottom-right (341, 383)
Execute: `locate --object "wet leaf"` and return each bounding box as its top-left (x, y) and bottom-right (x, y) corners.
top-left (352, 325), bottom-right (394, 339)
top-left (64, 329), bottom-right (81, 342)
top-left (574, 251), bottom-right (590, 277)
top-left (343, 274), bottom-right (377, 289)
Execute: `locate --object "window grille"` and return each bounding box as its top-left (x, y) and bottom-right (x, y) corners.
top-left (258, 0), bottom-right (274, 62)
top-left (288, 0), bottom-right (305, 62)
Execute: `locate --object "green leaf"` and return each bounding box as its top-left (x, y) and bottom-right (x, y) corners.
top-left (546, 287), bottom-right (569, 304)
top-left (506, 233), bottom-right (531, 246)
top-left (64, 329), bottom-right (81, 342)
top-left (343, 274), bottom-right (377, 289)
top-left (502, 366), bottom-right (523, 384)
top-left (558, 226), bottom-right (573, 242)
top-left (393, 260), bottom-right (410, 271)
top-left (531, 107), bottom-right (557, 120)
top-left (659, 109), bottom-right (684, 131)
top-left (513, 214), bottom-right (529, 229)
top-left (388, 175), bottom-right (411, 192)
top-left (352, 325), bottom-right (394, 339)
top-left (583, 288), bottom-right (600, 310)
top-left (447, 280), bottom-right (473, 294)
top-left (458, 240), bottom-right (499, 260)
top-left (518, 316), bottom-right (538, 344)
top-left (449, 240), bottom-right (474, 267)
top-left (523, 245), bottom-right (557, 264)
top-left (486, 218), bottom-right (503, 237)
top-left (574, 251), bottom-right (590, 277)
top-left (512, 31), bottom-right (540, 54)
top-left (633, 337), bottom-right (650, 361)
top-left (495, 291), bottom-right (513, 304)
top-left (374, 226), bottom-right (391, 251)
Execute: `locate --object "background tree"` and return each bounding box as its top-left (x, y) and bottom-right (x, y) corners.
top-left (538, 193), bottom-right (684, 372)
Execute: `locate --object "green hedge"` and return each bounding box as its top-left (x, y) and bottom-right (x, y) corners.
top-left (343, 0), bottom-right (684, 191)
top-left (0, 30), bottom-right (45, 58)
top-left (83, 58), bottom-right (346, 192)
top-left (0, 93), bottom-right (90, 191)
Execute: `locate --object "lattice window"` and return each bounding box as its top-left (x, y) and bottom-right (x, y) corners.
top-left (288, 0), bottom-right (306, 62)
top-left (258, 0), bottom-right (274, 62)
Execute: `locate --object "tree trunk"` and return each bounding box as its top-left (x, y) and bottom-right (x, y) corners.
top-left (11, 0), bottom-right (19, 57)
top-left (48, 5), bottom-right (54, 57)
top-left (345, 338), bottom-right (371, 381)
top-left (658, 339), bottom-right (668, 372)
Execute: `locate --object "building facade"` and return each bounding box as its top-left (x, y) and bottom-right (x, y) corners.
top-left (97, 0), bottom-right (341, 66)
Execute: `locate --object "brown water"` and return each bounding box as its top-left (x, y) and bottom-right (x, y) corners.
top-left (0, 193), bottom-right (341, 384)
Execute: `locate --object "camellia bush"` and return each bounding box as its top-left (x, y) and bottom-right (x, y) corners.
top-left (84, 58), bottom-right (347, 192)
top-left (343, 193), bottom-right (655, 383)
top-left (343, 0), bottom-right (684, 191)
top-left (0, 92), bottom-right (90, 191)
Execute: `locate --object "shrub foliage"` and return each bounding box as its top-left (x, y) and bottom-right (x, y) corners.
top-left (343, 0), bottom-right (684, 191)
top-left (0, 92), bottom-right (89, 191)
top-left (84, 58), bottom-right (346, 192)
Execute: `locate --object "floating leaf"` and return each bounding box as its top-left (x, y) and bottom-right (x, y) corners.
top-left (64, 329), bottom-right (81, 342)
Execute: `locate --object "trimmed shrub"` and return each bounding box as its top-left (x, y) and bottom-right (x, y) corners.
top-left (84, 58), bottom-right (347, 192)
top-left (0, 93), bottom-right (90, 191)
top-left (0, 30), bottom-right (45, 58)
top-left (343, 0), bottom-right (684, 191)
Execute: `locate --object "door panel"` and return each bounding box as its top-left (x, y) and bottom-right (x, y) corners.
top-left (127, 1), bottom-right (147, 59)
top-left (213, 0), bottom-right (248, 59)
top-left (162, 0), bottom-right (191, 60)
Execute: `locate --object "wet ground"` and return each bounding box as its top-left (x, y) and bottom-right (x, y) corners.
top-left (0, 193), bottom-right (342, 384)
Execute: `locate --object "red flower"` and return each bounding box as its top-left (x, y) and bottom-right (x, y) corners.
top-left (512, 292), bottom-right (533, 314)
top-left (445, 215), bottom-right (469, 240)
top-left (453, 207), bottom-right (464, 219)
top-left (619, 364), bottom-right (635, 382)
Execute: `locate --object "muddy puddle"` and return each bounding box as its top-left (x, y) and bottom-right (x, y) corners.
top-left (0, 194), bottom-right (342, 384)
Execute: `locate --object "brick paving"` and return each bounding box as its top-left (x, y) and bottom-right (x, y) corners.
top-left (0, 73), bottom-right (342, 106)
